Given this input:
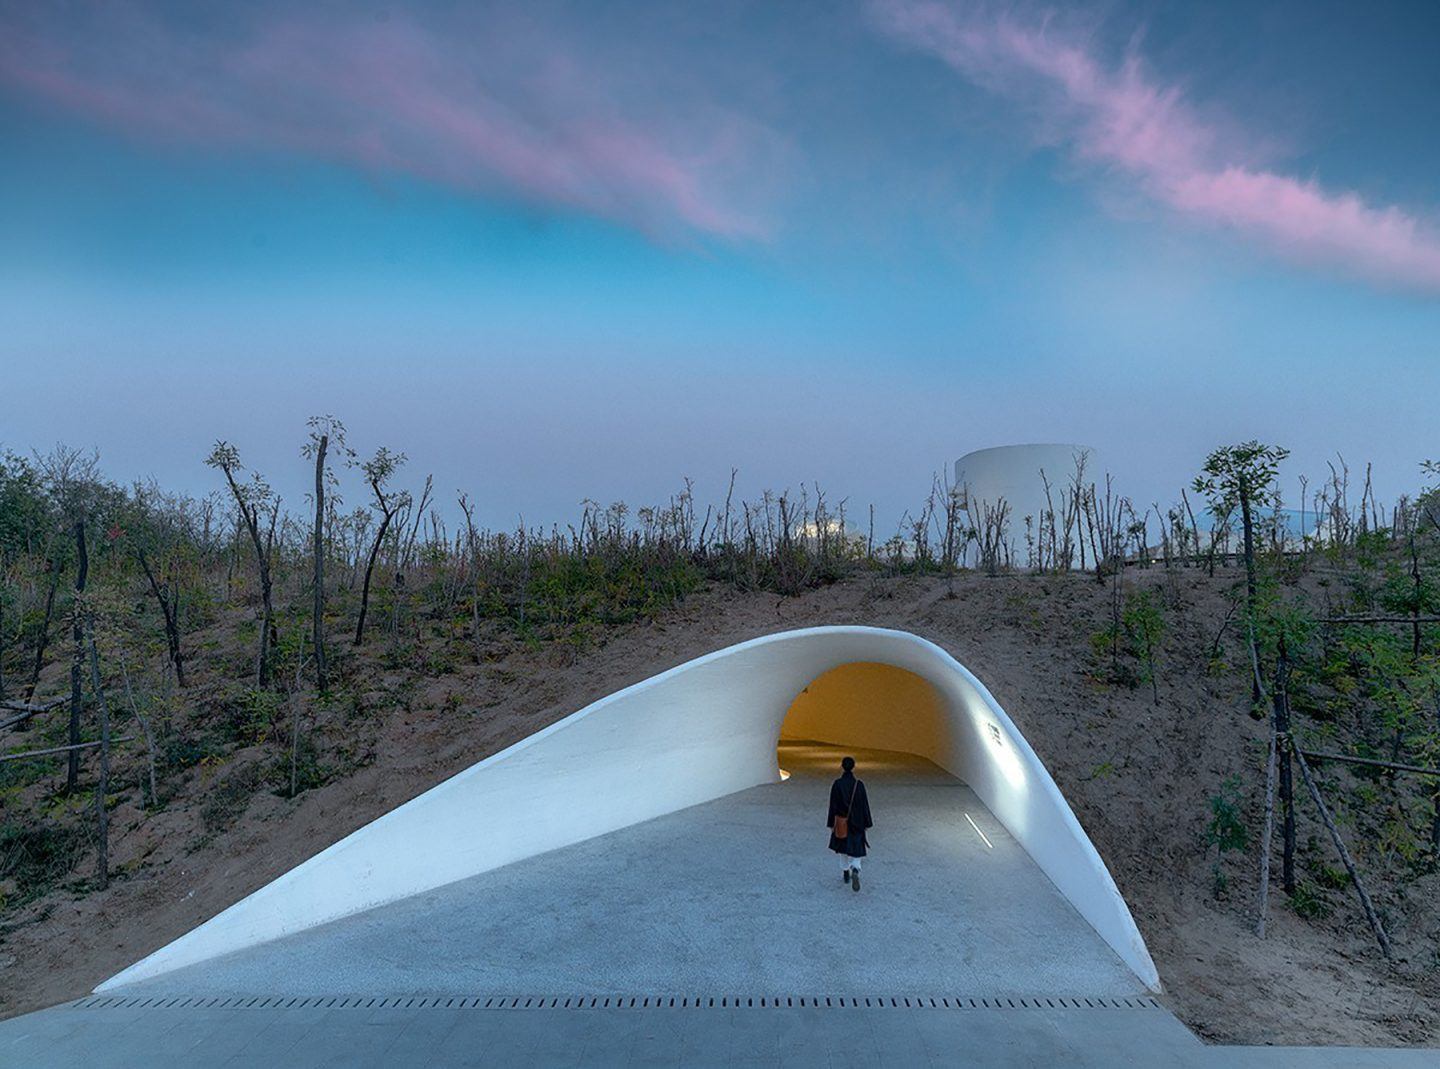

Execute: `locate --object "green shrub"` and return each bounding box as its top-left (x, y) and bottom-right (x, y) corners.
top-left (200, 762), bottom-right (264, 832)
top-left (1314, 863), bottom-right (1349, 890)
top-left (222, 687), bottom-right (284, 747)
top-left (268, 736), bottom-right (330, 797)
top-left (161, 731), bottom-right (218, 775)
top-left (0, 752), bottom-right (60, 792)
top-left (1207, 777), bottom-right (1249, 853)
top-left (1290, 882), bottom-right (1332, 919)
top-left (1206, 775), bottom-right (1248, 897)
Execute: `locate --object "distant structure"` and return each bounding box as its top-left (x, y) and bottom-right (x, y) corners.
top-left (955, 444), bottom-right (1097, 570)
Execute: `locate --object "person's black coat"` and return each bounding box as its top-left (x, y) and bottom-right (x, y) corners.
top-left (826, 771), bottom-right (873, 857)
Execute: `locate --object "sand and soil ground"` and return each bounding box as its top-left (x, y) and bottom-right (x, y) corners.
top-left (2, 571), bottom-right (1437, 1046)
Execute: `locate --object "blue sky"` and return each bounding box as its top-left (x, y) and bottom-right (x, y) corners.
top-left (2, 1), bottom-right (1438, 530)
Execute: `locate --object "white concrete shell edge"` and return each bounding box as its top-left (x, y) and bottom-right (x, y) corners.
top-left (97, 626), bottom-right (1161, 993)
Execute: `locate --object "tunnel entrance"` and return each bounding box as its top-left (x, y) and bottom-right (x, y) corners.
top-left (777, 662), bottom-right (955, 778)
top-left (102, 627), bottom-right (1159, 995)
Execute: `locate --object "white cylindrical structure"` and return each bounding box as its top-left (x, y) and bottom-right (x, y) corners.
top-left (955, 444), bottom-right (1097, 569)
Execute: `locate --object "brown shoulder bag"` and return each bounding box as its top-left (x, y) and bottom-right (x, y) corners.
top-left (833, 778), bottom-right (859, 839)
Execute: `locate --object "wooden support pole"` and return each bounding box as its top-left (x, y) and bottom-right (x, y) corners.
top-left (66, 519), bottom-right (88, 791)
top-left (0, 736), bottom-right (133, 763)
top-left (1300, 749), bottom-right (1440, 779)
top-left (86, 626), bottom-right (112, 889)
top-left (1318, 616), bottom-right (1440, 625)
top-left (1, 697), bottom-right (65, 731)
top-left (0, 697), bottom-right (65, 713)
top-left (1254, 725), bottom-right (1278, 938)
top-left (311, 431), bottom-right (328, 693)
top-left (1292, 745), bottom-right (1393, 960)
top-left (117, 654), bottom-right (158, 810)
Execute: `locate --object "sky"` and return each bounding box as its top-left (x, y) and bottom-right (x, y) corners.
top-left (2, 0), bottom-right (1438, 532)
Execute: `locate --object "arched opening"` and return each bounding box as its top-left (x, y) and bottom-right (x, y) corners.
top-left (779, 662), bottom-right (949, 768)
top-left (775, 661), bottom-right (990, 840)
top-left (759, 658), bottom-right (1151, 993)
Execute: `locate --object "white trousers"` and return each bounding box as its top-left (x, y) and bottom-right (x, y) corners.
top-left (842, 854), bottom-right (862, 872)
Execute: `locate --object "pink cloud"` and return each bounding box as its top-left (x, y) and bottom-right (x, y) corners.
top-left (0, 6), bottom-right (769, 241)
top-left (872, 1), bottom-right (1440, 293)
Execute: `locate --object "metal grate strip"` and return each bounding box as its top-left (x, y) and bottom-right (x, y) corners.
top-left (74, 994), bottom-right (1163, 1012)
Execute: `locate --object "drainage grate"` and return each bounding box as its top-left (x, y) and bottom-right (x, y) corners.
top-left (73, 994), bottom-right (1163, 1012)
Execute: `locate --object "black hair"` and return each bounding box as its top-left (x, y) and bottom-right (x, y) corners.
top-left (841, 756), bottom-right (855, 772)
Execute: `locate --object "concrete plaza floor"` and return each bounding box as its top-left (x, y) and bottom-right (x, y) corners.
top-left (15, 997), bottom-right (1439, 1068)
top-left (4, 744), bottom-right (1434, 1065)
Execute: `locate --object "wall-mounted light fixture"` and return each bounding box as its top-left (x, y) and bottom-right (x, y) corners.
top-left (986, 721), bottom-right (1026, 788)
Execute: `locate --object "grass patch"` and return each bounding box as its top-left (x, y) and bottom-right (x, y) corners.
top-left (0, 822), bottom-right (86, 913)
top-left (199, 762), bottom-right (264, 833)
top-left (1290, 882), bottom-right (1332, 920)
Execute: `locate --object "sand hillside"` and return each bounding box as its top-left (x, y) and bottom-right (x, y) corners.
top-left (2, 571), bottom-right (1436, 1046)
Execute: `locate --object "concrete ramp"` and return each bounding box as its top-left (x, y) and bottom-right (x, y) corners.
top-left (108, 747), bottom-right (1141, 1001)
top-left (15, 746), bottom-right (1430, 1066)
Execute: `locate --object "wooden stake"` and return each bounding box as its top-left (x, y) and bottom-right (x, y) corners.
top-left (0, 736), bottom-right (133, 762)
top-left (0, 697), bottom-right (65, 731)
top-left (1318, 616), bottom-right (1440, 625)
top-left (117, 653), bottom-right (158, 809)
top-left (1299, 749), bottom-right (1440, 779)
top-left (85, 624), bottom-right (111, 890)
top-left (1292, 745), bottom-right (1393, 960)
top-left (66, 520), bottom-right (88, 791)
top-left (1254, 725), bottom-right (1278, 938)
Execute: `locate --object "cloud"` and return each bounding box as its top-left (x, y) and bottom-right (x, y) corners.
top-left (0, 4), bottom-right (770, 241)
top-left (872, 1), bottom-right (1440, 293)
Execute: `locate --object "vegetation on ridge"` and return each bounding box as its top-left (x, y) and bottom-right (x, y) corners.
top-left (1, 427), bottom-right (1438, 1041)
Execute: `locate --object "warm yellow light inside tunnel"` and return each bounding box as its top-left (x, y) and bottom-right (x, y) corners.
top-left (777, 661), bottom-right (949, 777)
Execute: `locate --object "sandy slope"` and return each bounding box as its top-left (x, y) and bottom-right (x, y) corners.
top-left (2, 571), bottom-right (1435, 1045)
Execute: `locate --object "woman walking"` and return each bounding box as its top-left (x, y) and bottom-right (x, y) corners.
top-left (827, 756), bottom-right (873, 891)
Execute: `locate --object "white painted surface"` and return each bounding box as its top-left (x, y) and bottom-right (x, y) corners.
top-left (99, 627), bottom-right (1160, 992)
top-left (955, 444), bottom-right (1097, 566)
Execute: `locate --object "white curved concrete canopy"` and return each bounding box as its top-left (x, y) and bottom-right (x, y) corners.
top-left (100, 626), bottom-right (1159, 992)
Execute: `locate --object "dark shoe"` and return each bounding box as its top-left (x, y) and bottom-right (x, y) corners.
top-left (851, 870), bottom-right (860, 892)
top-left (843, 869), bottom-right (850, 883)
